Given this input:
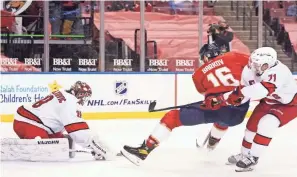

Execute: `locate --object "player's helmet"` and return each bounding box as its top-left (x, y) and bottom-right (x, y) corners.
top-left (68, 81), bottom-right (92, 106)
top-left (199, 43), bottom-right (221, 63)
top-left (249, 47), bottom-right (277, 76)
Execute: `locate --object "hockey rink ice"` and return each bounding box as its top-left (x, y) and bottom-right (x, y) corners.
top-left (1, 119), bottom-right (297, 177)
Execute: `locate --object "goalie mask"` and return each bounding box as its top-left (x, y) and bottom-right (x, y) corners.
top-left (68, 81), bottom-right (92, 106)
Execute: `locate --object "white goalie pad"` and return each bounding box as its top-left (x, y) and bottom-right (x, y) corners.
top-left (1, 138), bottom-right (70, 162)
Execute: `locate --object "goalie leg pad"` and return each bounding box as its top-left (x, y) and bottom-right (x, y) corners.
top-left (1, 138), bottom-right (70, 161)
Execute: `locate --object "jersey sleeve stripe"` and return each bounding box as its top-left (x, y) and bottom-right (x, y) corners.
top-left (260, 82), bottom-right (276, 95)
top-left (64, 122), bottom-right (89, 133)
top-left (17, 106), bottom-right (43, 124)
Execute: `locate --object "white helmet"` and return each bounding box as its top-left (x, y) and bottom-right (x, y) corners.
top-left (249, 47), bottom-right (277, 76)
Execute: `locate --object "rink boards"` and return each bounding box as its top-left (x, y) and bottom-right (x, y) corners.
top-left (2, 72), bottom-right (296, 122)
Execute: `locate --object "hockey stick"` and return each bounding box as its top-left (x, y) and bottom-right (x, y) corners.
top-left (71, 149), bottom-right (92, 154)
top-left (148, 101), bottom-right (201, 112)
top-left (71, 149), bottom-right (122, 156)
top-left (148, 101), bottom-right (212, 148)
top-left (195, 131), bottom-right (211, 148)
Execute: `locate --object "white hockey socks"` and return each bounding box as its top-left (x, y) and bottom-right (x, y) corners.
top-left (147, 123), bottom-right (171, 147)
top-left (250, 114), bottom-right (280, 157)
top-left (210, 123), bottom-right (228, 140)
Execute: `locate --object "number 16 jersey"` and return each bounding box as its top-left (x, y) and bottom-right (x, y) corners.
top-left (192, 52), bottom-right (249, 96)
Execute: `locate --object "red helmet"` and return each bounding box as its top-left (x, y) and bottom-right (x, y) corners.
top-left (69, 81), bottom-right (92, 105)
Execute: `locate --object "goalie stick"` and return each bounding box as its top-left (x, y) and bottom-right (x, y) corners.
top-left (72, 149), bottom-right (122, 156)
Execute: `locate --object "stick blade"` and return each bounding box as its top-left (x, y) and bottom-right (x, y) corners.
top-left (148, 101), bottom-right (157, 112)
top-left (196, 131), bottom-right (211, 149)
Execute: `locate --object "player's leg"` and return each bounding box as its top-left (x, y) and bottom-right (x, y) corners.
top-left (49, 132), bottom-right (64, 138)
top-left (207, 102), bottom-right (249, 151)
top-left (121, 102), bottom-right (208, 165)
top-left (13, 120), bottom-right (49, 139)
top-left (121, 109), bottom-right (183, 165)
top-left (235, 114), bottom-right (280, 172)
top-left (14, 111), bottom-right (76, 158)
top-left (121, 102), bottom-right (248, 165)
top-left (227, 102), bottom-right (270, 165)
top-left (207, 122), bottom-right (228, 150)
top-left (236, 104), bottom-right (297, 172)
top-left (6, 120), bottom-right (70, 161)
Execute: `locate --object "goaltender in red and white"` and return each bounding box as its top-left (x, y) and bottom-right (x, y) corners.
top-left (2, 81), bottom-right (116, 161)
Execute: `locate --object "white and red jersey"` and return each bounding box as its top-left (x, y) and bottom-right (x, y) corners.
top-left (14, 90), bottom-right (91, 147)
top-left (240, 61), bottom-right (297, 105)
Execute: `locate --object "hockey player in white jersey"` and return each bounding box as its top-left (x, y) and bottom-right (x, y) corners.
top-left (3, 81), bottom-right (116, 161)
top-left (216, 47), bottom-right (297, 172)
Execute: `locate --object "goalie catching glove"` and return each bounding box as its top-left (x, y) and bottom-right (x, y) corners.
top-left (86, 134), bottom-right (116, 161)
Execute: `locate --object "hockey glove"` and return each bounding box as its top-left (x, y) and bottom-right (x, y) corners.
top-left (200, 95), bottom-right (225, 110)
top-left (87, 134), bottom-right (116, 161)
top-left (226, 86), bottom-right (244, 106)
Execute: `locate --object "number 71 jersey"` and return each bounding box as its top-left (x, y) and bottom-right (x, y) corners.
top-left (192, 52), bottom-right (249, 96)
top-left (241, 61), bottom-right (297, 105)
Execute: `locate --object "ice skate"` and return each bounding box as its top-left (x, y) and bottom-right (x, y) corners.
top-left (121, 140), bottom-right (155, 166)
top-left (235, 155), bottom-right (258, 172)
top-left (226, 153), bottom-right (244, 165)
top-left (206, 135), bottom-right (220, 151)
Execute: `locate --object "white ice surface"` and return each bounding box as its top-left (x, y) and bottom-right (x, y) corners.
top-left (1, 119), bottom-right (297, 177)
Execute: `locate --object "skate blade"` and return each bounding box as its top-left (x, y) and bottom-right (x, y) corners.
top-left (196, 139), bottom-right (204, 148)
top-left (225, 160), bottom-right (238, 165)
top-left (235, 166), bottom-right (254, 172)
top-left (120, 149), bottom-right (143, 166)
top-left (225, 162), bottom-right (236, 165)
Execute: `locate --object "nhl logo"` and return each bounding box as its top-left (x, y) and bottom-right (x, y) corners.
top-left (115, 81), bottom-right (127, 95)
